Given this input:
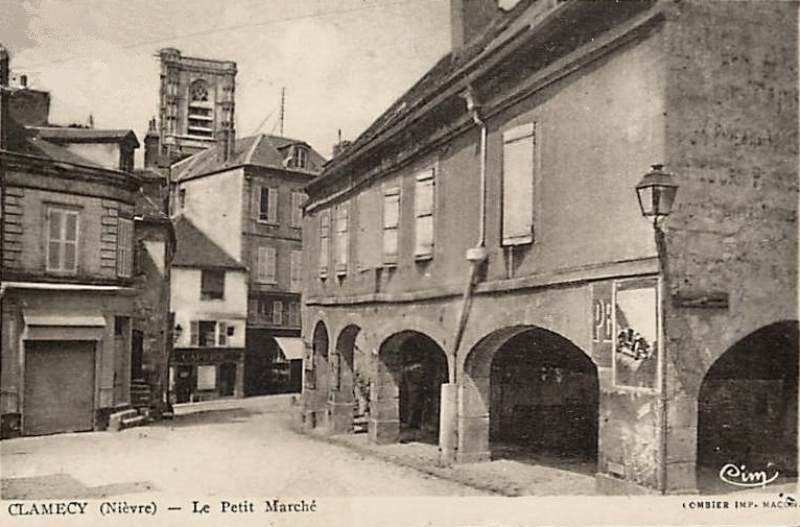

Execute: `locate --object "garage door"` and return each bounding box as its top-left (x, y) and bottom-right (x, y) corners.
top-left (24, 341), bottom-right (95, 436)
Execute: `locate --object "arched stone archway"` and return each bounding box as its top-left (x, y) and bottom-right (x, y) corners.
top-left (306, 321), bottom-right (330, 429)
top-left (370, 331), bottom-right (448, 445)
top-left (330, 325), bottom-right (364, 433)
top-left (696, 321), bottom-right (798, 493)
top-left (458, 325), bottom-right (599, 475)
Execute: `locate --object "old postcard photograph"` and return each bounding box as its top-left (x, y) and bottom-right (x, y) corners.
top-left (0, 0), bottom-right (797, 525)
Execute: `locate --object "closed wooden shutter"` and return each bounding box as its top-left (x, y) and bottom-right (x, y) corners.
top-left (250, 183), bottom-right (260, 220)
top-left (217, 321), bottom-right (227, 346)
top-left (257, 246), bottom-right (277, 284)
top-left (502, 123), bottom-right (535, 246)
top-left (319, 210), bottom-right (330, 277)
top-left (414, 169), bottom-right (435, 257)
top-left (382, 188), bottom-right (400, 264)
top-left (290, 250), bottom-right (302, 291)
top-left (267, 188), bottom-right (279, 224)
top-left (335, 202), bottom-right (349, 273)
top-left (190, 320), bottom-right (199, 346)
top-left (273, 300), bottom-right (283, 326)
top-left (291, 192), bottom-right (305, 227)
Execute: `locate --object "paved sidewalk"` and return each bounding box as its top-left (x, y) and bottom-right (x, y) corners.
top-left (300, 428), bottom-right (598, 497)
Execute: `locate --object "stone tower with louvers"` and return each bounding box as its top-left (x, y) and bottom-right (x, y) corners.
top-left (157, 48), bottom-right (237, 166)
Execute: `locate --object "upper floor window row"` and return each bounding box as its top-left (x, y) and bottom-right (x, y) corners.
top-left (313, 121), bottom-right (539, 280)
top-left (251, 185), bottom-right (305, 228)
top-left (46, 206), bottom-right (133, 278)
top-left (317, 166), bottom-right (436, 279)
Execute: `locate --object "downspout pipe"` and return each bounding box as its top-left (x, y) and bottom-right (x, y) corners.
top-left (450, 85), bottom-right (489, 384)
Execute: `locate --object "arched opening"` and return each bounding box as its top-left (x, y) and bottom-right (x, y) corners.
top-left (331, 325), bottom-right (369, 434)
top-left (697, 321), bottom-right (798, 493)
top-left (309, 321), bottom-right (330, 428)
top-left (371, 331), bottom-right (448, 445)
top-left (461, 326), bottom-right (598, 474)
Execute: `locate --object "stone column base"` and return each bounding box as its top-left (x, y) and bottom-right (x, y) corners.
top-left (329, 402), bottom-right (354, 434)
top-left (456, 450), bottom-right (491, 464)
top-left (369, 418), bottom-right (399, 444)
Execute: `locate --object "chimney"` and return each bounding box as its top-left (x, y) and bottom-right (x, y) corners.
top-left (451, 0), bottom-right (498, 54)
top-left (144, 117), bottom-right (161, 168)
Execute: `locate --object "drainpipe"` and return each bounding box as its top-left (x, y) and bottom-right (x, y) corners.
top-left (440, 86), bottom-right (489, 466)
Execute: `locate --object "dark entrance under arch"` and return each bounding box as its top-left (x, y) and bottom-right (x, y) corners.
top-left (697, 321), bottom-right (798, 492)
top-left (371, 331), bottom-right (448, 445)
top-left (461, 326), bottom-right (598, 474)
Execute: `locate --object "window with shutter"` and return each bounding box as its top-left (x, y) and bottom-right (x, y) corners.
top-left (382, 188), bottom-right (400, 265)
top-left (414, 168), bottom-right (435, 258)
top-left (201, 269), bottom-right (225, 299)
top-left (46, 207), bottom-right (79, 273)
top-left (290, 250), bottom-right (302, 292)
top-left (273, 300), bottom-right (283, 326)
top-left (217, 321), bottom-right (227, 346)
top-left (335, 202), bottom-right (349, 274)
top-left (267, 187), bottom-right (278, 224)
top-left (257, 246), bottom-right (277, 284)
top-left (501, 123), bottom-right (536, 246)
top-left (291, 192), bottom-right (305, 227)
top-left (190, 320), bottom-right (199, 346)
top-left (319, 210), bottom-right (330, 278)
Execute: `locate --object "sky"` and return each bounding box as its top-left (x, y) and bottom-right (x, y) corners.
top-left (0, 0), bottom-right (456, 161)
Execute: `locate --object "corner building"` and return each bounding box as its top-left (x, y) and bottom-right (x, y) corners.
top-left (300, 0), bottom-right (798, 494)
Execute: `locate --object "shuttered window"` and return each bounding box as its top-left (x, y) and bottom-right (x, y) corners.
top-left (319, 210), bottom-right (330, 278)
top-left (290, 250), bottom-right (302, 292)
top-left (273, 300), bottom-right (283, 326)
top-left (201, 269), bottom-right (225, 300)
top-left (414, 168), bottom-right (435, 258)
top-left (256, 246), bottom-right (277, 284)
top-left (116, 218), bottom-right (134, 277)
top-left (335, 202), bottom-right (349, 274)
top-left (501, 123), bottom-right (536, 246)
top-left (257, 187), bottom-right (278, 224)
top-left (217, 321), bottom-right (227, 346)
top-left (291, 191), bottom-right (305, 227)
top-left (46, 208), bottom-right (79, 273)
top-left (382, 188), bottom-right (400, 265)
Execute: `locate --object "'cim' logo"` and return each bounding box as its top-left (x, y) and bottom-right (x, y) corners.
top-left (719, 463), bottom-right (780, 488)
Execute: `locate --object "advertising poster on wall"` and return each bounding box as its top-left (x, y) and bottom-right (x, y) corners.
top-left (613, 277), bottom-right (660, 390)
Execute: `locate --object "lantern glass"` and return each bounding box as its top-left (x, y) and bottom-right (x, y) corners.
top-left (635, 165), bottom-right (678, 221)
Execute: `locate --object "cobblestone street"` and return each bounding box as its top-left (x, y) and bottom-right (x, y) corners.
top-left (1, 395), bottom-right (487, 499)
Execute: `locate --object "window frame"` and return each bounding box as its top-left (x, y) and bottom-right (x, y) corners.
top-left (200, 269), bottom-right (226, 300)
top-left (335, 201), bottom-right (350, 276)
top-left (258, 186), bottom-right (279, 225)
top-left (256, 245), bottom-right (277, 285)
top-left (45, 206), bottom-right (80, 274)
top-left (319, 210), bottom-right (330, 279)
top-left (501, 122), bottom-right (537, 247)
top-left (414, 167), bottom-right (436, 260)
top-left (382, 187), bottom-right (400, 266)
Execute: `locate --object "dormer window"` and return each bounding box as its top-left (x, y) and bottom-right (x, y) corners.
top-left (287, 145), bottom-right (308, 169)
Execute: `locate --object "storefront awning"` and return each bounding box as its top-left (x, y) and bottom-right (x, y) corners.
top-left (22, 310), bottom-right (106, 341)
top-left (274, 337), bottom-right (304, 361)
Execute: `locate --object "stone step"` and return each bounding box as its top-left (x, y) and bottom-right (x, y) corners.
top-left (120, 415), bottom-right (148, 431)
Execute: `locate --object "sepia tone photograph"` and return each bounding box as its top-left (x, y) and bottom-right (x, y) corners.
top-left (0, 0), bottom-right (797, 525)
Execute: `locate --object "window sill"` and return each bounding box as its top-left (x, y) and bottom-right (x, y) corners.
top-left (501, 235), bottom-right (534, 247)
top-left (257, 219), bottom-right (280, 226)
top-left (414, 253), bottom-right (433, 262)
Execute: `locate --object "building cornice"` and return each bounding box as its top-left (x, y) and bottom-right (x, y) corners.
top-left (305, 256), bottom-right (658, 307)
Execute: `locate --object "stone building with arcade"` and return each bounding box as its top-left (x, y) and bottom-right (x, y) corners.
top-left (300, 0), bottom-right (798, 494)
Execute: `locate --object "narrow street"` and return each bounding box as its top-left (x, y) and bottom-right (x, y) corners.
top-left (1, 395), bottom-right (487, 499)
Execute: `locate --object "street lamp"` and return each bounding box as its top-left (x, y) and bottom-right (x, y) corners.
top-left (635, 164), bottom-right (678, 227)
top-left (173, 323), bottom-right (183, 344)
top-left (635, 164), bottom-right (678, 495)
